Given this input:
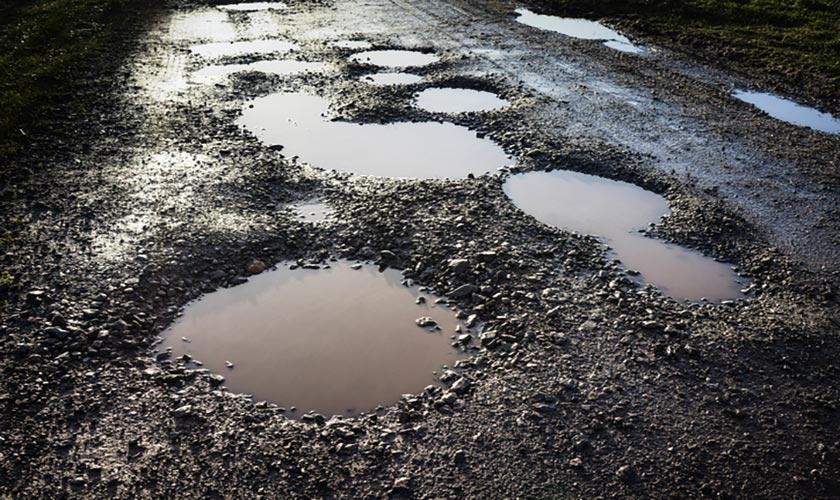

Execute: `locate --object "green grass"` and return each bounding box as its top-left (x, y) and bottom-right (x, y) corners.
top-left (531, 0), bottom-right (840, 110)
top-left (0, 0), bottom-right (147, 161)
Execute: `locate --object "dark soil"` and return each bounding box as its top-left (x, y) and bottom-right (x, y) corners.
top-left (1, 0), bottom-right (838, 497)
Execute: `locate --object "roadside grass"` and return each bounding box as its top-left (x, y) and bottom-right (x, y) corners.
top-left (0, 0), bottom-right (150, 166)
top-left (530, 0), bottom-right (840, 110)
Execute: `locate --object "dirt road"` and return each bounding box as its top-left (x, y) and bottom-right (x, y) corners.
top-left (1, 0), bottom-right (838, 497)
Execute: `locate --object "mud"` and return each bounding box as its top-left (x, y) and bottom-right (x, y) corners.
top-left (1, 0), bottom-right (838, 498)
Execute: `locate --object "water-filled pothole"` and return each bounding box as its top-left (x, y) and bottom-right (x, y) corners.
top-left (192, 60), bottom-right (324, 82)
top-left (349, 50), bottom-right (440, 68)
top-left (292, 200), bottom-right (334, 223)
top-left (514, 8), bottom-right (644, 54)
top-left (160, 261), bottom-right (469, 417)
top-left (360, 72), bottom-right (423, 86)
top-left (217, 2), bottom-right (287, 10)
top-left (329, 40), bottom-right (373, 49)
top-left (733, 90), bottom-right (840, 135)
top-left (190, 39), bottom-right (298, 58)
top-left (414, 87), bottom-right (509, 113)
top-left (504, 170), bottom-right (745, 302)
top-left (237, 92), bottom-right (512, 178)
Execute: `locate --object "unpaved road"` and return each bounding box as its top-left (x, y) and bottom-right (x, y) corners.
top-left (1, 0), bottom-right (838, 497)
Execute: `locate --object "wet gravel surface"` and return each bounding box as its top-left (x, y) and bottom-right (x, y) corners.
top-left (1, 0), bottom-right (838, 497)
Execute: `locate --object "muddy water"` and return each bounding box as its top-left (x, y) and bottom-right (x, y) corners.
top-left (504, 170), bottom-right (744, 302)
top-left (514, 8), bottom-right (644, 54)
top-left (349, 50), bottom-right (440, 68)
top-left (733, 91), bottom-right (840, 135)
top-left (414, 88), bottom-right (509, 113)
top-left (216, 2), bottom-right (288, 11)
top-left (360, 72), bottom-right (423, 85)
top-left (190, 39), bottom-right (298, 58)
top-left (160, 262), bottom-right (468, 416)
top-left (191, 60), bottom-right (324, 82)
top-left (238, 92), bottom-right (511, 178)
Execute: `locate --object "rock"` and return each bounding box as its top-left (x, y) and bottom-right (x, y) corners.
top-left (448, 259), bottom-right (469, 275)
top-left (438, 391), bottom-right (458, 406)
top-left (578, 320), bottom-right (597, 332)
top-left (392, 477), bottom-right (411, 491)
top-left (111, 319), bottom-right (130, 332)
top-left (616, 465), bottom-right (637, 483)
top-left (641, 320), bottom-right (663, 330)
top-left (357, 246), bottom-right (376, 259)
top-left (447, 284), bottom-right (478, 299)
top-left (351, 263), bottom-right (363, 270)
top-left (173, 405), bottom-right (193, 417)
top-left (209, 270), bottom-right (226, 280)
top-left (476, 251), bottom-right (497, 262)
top-left (380, 250), bottom-right (397, 262)
top-left (208, 374), bottom-right (225, 386)
top-left (45, 327), bottom-right (68, 339)
top-left (453, 449), bottom-right (467, 465)
top-left (465, 314), bottom-right (479, 328)
top-left (49, 312), bottom-right (67, 328)
top-left (457, 333), bottom-right (472, 344)
top-left (247, 260), bottom-right (266, 275)
top-left (415, 317), bottom-right (437, 328)
top-left (450, 377), bottom-right (471, 394)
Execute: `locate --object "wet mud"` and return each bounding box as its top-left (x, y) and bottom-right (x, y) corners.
top-left (1, 0), bottom-right (838, 498)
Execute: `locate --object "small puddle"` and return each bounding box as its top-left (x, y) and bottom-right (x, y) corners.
top-left (217, 2), bottom-right (288, 11)
top-left (515, 8), bottom-right (644, 54)
top-left (414, 87), bottom-right (509, 113)
top-left (349, 50), bottom-right (440, 68)
top-left (238, 92), bottom-right (511, 178)
top-left (192, 60), bottom-right (324, 82)
top-left (160, 262), bottom-right (468, 416)
top-left (503, 170), bottom-right (745, 302)
top-left (360, 72), bottom-right (423, 86)
top-left (329, 40), bottom-right (373, 50)
top-left (733, 90), bottom-right (840, 135)
top-left (292, 200), bottom-right (334, 223)
top-left (190, 39), bottom-right (298, 58)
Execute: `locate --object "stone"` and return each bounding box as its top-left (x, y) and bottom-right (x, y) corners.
top-left (616, 465), bottom-right (637, 483)
top-left (448, 259), bottom-right (469, 275)
top-left (247, 260), bottom-right (266, 275)
top-left (447, 284), bottom-right (478, 298)
top-left (209, 374), bottom-right (225, 386)
top-left (450, 377), bottom-right (471, 394)
top-left (380, 250), bottom-right (397, 262)
top-left (173, 405), bottom-right (193, 417)
top-left (453, 449), bottom-right (467, 465)
top-left (415, 317), bottom-right (437, 328)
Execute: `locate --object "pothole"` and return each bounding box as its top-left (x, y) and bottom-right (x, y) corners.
top-left (414, 87), bottom-right (509, 113)
top-left (190, 39), bottom-right (298, 58)
top-left (191, 60), bottom-right (325, 82)
top-left (504, 170), bottom-right (746, 302)
top-left (237, 92), bottom-right (512, 179)
top-left (329, 40), bottom-right (373, 49)
top-left (159, 261), bottom-right (470, 417)
top-left (360, 72), bottom-right (423, 86)
top-left (514, 8), bottom-right (645, 54)
top-left (349, 50), bottom-right (440, 68)
top-left (733, 90), bottom-right (840, 135)
top-left (291, 200), bottom-right (334, 223)
top-left (216, 2), bottom-right (288, 11)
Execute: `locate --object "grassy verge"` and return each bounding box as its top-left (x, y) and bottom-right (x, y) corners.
top-left (529, 0), bottom-right (840, 112)
top-left (0, 0), bottom-right (153, 164)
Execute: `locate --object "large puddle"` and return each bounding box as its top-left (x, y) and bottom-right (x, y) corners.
top-left (191, 60), bottom-right (324, 82)
top-left (237, 92), bottom-right (512, 178)
top-left (190, 39), bottom-right (298, 58)
top-left (349, 50), bottom-right (440, 68)
top-left (733, 90), bottom-right (840, 135)
top-left (515, 8), bottom-right (644, 54)
top-left (160, 262), bottom-right (468, 416)
top-left (360, 72), bottom-right (423, 86)
top-left (414, 88), bottom-right (509, 113)
top-left (504, 170), bottom-right (745, 302)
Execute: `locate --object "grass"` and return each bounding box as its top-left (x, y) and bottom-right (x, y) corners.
top-left (530, 0), bottom-right (840, 110)
top-left (0, 0), bottom-right (149, 162)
